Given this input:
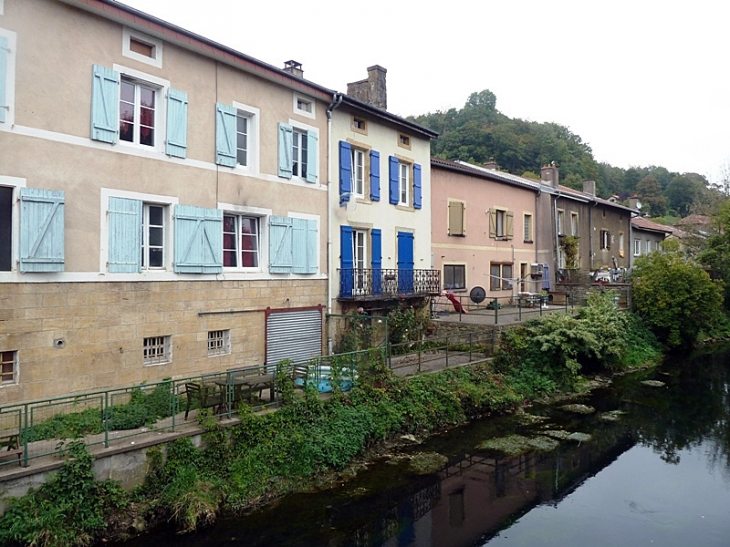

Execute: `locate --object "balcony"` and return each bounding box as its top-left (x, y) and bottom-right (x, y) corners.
top-left (338, 268), bottom-right (441, 300)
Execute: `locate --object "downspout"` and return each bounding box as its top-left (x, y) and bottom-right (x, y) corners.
top-left (534, 186), bottom-right (541, 264)
top-left (589, 202), bottom-right (595, 270)
top-left (326, 92), bottom-right (343, 354)
top-left (553, 196), bottom-right (560, 286)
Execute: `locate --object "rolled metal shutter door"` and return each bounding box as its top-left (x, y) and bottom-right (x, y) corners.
top-left (266, 309), bottom-right (322, 369)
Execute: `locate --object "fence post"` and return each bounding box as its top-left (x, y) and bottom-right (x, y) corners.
top-left (22, 404), bottom-right (29, 468)
top-left (171, 380), bottom-right (177, 432)
top-left (518, 297), bottom-right (522, 322)
top-left (445, 335), bottom-right (449, 368)
top-left (469, 332), bottom-right (473, 362)
top-left (494, 300), bottom-right (499, 325)
top-left (104, 391), bottom-right (110, 448)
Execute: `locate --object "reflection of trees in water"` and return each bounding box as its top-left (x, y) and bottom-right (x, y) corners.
top-left (623, 345), bottom-right (730, 468)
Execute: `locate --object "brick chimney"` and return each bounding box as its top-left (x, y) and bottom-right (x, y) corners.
top-left (583, 180), bottom-right (596, 196)
top-left (484, 159), bottom-right (498, 170)
top-left (629, 195), bottom-right (640, 210)
top-left (541, 163), bottom-right (559, 188)
top-left (282, 60), bottom-right (304, 79)
top-left (347, 65), bottom-right (387, 110)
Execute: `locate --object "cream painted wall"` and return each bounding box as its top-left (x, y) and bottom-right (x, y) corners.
top-left (329, 105), bottom-right (433, 312)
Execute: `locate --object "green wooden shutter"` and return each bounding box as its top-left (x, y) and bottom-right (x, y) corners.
top-left (215, 102), bottom-right (236, 167)
top-left (166, 88), bottom-right (188, 158)
top-left (19, 188), bottom-right (65, 272)
top-left (278, 123), bottom-right (293, 178)
top-left (108, 197), bottom-right (142, 273)
top-left (91, 65), bottom-right (119, 143)
top-left (0, 35), bottom-right (8, 124)
top-left (305, 130), bottom-right (318, 183)
top-left (269, 215), bottom-right (293, 273)
top-left (174, 205), bottom-right (223, 273)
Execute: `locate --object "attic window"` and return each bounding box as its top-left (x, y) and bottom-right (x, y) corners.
top-left (297, 98), bottom-right (312, 113)
top-left (398, 133), bottom-right (411, 149)
top-left (293, 93), bottom-right (316, 119)
top-left (352, 116), bottom-right (368, 134)
top-left (129, 38), bottom-right (154, 59)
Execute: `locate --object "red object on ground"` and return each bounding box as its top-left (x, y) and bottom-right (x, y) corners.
top-left (446, 292), bottom-right (468, 313)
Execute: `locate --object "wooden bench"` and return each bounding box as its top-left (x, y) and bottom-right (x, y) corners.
top-left (0, 432), bottom-right (23, 466)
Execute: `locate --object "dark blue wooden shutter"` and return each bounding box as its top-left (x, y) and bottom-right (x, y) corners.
top-left (340, 226), bottom-right (353, 298)
top-left (91, 65), bottom-right (119, 143)
top-left (306, 131), bottom-right (318, 183)
top-left (339, 141), bottom-right (352, 205)
top-left (278, 123), bottom-right (293, 178)
top-left (108, 197), bottom-right (142, 273)
top-left (397, 231), bottom-right (414, 293)
top-left (389, 156), bottom-right (399, 204)
top-left (370, 150), bottom-right (380, 201)
top-left (413, 163), bottom-right (422, 209)
top-left (371, 228), bottom-right (382, 295)
top-left (0, 36), bottom-right (8, 124)
top-left (269, 216), bottom-right (293, 273)
top-left (173, 205), bottom-right (223, 273)
top-left (215, 102), bottom-right (236, 166)
top-left (166, 88), bottom-right (188, 158)
top-left (19, 188), bottom-right (65, 272)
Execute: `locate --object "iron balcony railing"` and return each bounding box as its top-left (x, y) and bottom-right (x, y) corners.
top-left (338, 268), bottom-right (441, 299)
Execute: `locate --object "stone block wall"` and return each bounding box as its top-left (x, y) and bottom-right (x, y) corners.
top-left (0, 279), bottom-right (326, 404)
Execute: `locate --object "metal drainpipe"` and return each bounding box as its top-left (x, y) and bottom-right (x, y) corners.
top-left (325, 93), bottom-right (343, 355)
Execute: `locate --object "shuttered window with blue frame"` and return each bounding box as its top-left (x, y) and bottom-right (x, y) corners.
top-left (389, 156), bottom-right (399, 204)
top-left (166, 88), bottom-right (188, 158)
top-left (91, 64), bottom-right (120, 144)
top-left (19, 188), bottom-right (65, 273)
top-left (173, 205), bottom-right (223, 274)
top-left (108, 197), bottom-right (142, 273)
top-left (413, 163), bottom-right (422, 209)
top-left (216, 102), bottom-right (237, 167)
top-left (370, 150), bottom-right (381, 201)
top-left (339, 140), bottom-right (352, 205)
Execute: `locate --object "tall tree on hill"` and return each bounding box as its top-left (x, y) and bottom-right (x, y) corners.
top-left (666, 174), bottom-right (708, 216)
top-left (636, 175), bottom-right (668, 217)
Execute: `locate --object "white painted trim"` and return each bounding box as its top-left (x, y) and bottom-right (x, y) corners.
top-left (0, 1), bottom-right (5, 16)
top-left (0, 27), bottom-right (17, 127)
top-left (231, 101), bottom-right (260, 176)
top-left (113, 63), bottom-right (169, 154)
top-left (0, 175), bottom-right (25, 278)
top-left (219, 202), bottom-right (271, 274)
top-left (99, 188), bottom-right (178, 274)
top-left (122, 27), bottom-right (163, 69)
top-left (293, 92), bottom-right (316, 120)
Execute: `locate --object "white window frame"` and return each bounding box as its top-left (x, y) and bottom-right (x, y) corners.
top-left (142, 203), bottom-right (165, 270)
top-left (645, 239), bottom-right (651, 254)
top-left (634, 239), bottom-right (641, 256)
top-left (600, 230), bottom-right (610, 250)
top-left (122, 27), bottom-right (163, 69)
top-left (143, 335), bottom-right (171, 366)
top-left (0, 175), bottom-right (24, 277)
top-left (292, 128), bottom-right (308, 179)
top-left (293, 92), bottom-right (316, 119)
top-left (557, 209), bottom-right (565, 236)
top-left (0, 2), bottom-right (5, 15)
top-left (232, 101), bottom-right (259, 174)
top-left (523, 213), bottom-right (533, 242)
top-left (352, 148), bottom-right (365, 197)
top-left (496, 209), bottom-right (506, 238)
top-left (100, 188), bottom-right (177, 275)
top-left (223, 212), bottom-right (261, 270)
top-left (112, 64), bottom-right (169, 154)
top-left (119, 77), bottom-right (158, 148)
top-left (0, 27), bottom-right (17, 127)
top-left (207, 330), bottom-right (231, 357)
top-left (219, 203), bottom-right (270, 273)
top-left (399, 162), bottom-right (410, 206)
top-left (570, 212), bottom-right (579, 236)
top-left (1, 349), bottom-right (18, 386)
top-left (619, 232), bottom-right (625, 257)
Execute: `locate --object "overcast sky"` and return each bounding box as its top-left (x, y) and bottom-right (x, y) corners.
top-left (119, 0), bottom-right (730, 182)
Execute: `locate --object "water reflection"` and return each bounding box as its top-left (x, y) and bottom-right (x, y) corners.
top-left (117, 345), bottom-right (730, 547)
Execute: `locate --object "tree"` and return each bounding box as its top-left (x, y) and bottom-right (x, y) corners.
top-left (666, 174), bottom-right (707, 216)
top-left (699, 201), bottom-right (730, 308)
top-left (631, 242), bottom-right (724, 348)
top-left (636, 175), bottom-right (667, 217)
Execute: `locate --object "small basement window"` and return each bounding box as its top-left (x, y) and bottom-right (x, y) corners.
top-left (143, 335), bottom-right (171, 366)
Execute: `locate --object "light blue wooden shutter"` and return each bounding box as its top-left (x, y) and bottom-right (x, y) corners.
top-left (306, 220), bottom-right (318, 274)
top-left (278, 123), bottom-right (293, 179)
top-left (19, 188), bottom-right (64, 272)
top-left (166, 88), bottom-right (188, 158)
top-left (370, 150), bottom-right (380, 201)
top-left (91, 65), bottom-right (119, 143)
top-left (340, 226), bottom-right (353, 298)
top-left (292, 218), bottom-right (308, 273)
top-left (108, 197), bottom-right (142, 273)
top-left (0, 36), bottom-right (8, 124)
top-left (371, 228), bottom-right (382, 295)
top-left (173, 205), bottom-right (223, 273)
top-left (215, 102), bottom-right (236, 166)
top-left (306, 130), bottom-right (318, 183)
top-left (389, 156), bottom-right (399, 204)
top-left (339, 141), bottom-right (351, 205)
top-left (413, 163), bottom-right (422, 209)
top-left (269, 215), bottom-right (293, 273)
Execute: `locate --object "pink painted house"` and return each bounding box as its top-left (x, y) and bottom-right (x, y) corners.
top-left (431, 159), bottom-right (551, 302)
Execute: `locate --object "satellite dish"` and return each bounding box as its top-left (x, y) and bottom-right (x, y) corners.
top-left (636, 200), bottom-right (643, 210)
top-left (470, 286), bottom-right (486, 304)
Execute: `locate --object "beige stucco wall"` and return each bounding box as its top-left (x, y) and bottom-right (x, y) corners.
top-left (431, 166), bottom-right (539, 299)
top-left (329, 105), bottom-right (433, 314)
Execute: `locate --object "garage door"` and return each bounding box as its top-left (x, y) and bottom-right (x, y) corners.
top-left (266, 308), bottom-right (323, 368)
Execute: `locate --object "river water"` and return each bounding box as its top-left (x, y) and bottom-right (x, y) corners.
top-left (118, 345), bottom-right (730, 547)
